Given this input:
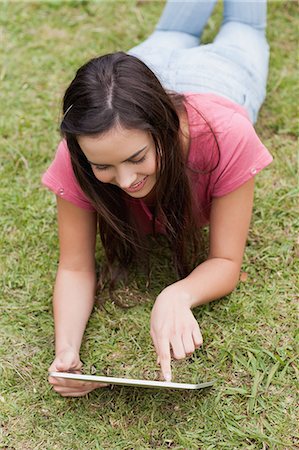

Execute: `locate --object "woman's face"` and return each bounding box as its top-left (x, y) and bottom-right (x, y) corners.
top-left (78, 127), bottom-right (158, 199)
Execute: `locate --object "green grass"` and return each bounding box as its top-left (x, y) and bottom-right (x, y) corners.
top-left (0, 1), bottom-right (298, 449)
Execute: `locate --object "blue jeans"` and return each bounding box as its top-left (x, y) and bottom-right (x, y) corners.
top-left (127, 0), bottom-right (269, 123)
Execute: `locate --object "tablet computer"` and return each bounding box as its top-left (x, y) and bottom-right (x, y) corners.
top-left (49, 371), bottom-right (215, 390)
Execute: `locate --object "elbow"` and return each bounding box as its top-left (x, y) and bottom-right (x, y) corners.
top-left (207, 255), bottom-right (243, 293)
top-left (229, 268), bottom-right (242, 294)
top-left (227, 279), bottom-right (239, 296)
top-left (223, 261), bottom-right (241, 295)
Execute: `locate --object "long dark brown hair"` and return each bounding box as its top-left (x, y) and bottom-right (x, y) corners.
top-left (60, 52), bottom-right (218, 307)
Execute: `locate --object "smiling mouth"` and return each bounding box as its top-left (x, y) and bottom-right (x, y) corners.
top-left (132, 177), bottom-right (147, 187)
top-left (125, 176), bottom-right (148, 192)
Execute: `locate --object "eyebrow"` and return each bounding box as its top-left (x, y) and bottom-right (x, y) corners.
top-left (88, 146), bottom-right (148, 166)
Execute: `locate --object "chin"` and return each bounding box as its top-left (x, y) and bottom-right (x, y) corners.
top-left (129, 190), bottom-right (150, 198)
top-left (139, 182), bottom-right (157, 200)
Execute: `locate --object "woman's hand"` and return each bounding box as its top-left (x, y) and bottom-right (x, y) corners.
top-left (48, 349), bottom-right (108, 397)
top-left (150, 283), bottom-right (203, 382)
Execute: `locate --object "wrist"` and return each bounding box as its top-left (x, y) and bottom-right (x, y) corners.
top-left (55, 344), bottom-right (80, 356)
top-left (162, 280), bottom-right (196, 309)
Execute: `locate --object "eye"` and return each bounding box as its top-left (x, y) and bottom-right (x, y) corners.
top-left (94, 165), bottom-right (110, 171)
top-left (129, 155), bottom-right (146, 165)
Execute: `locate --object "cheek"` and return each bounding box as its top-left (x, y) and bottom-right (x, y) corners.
top-left (92, 169), bottom-right (112, 183)
top-left (146, 154), bottom-right (158, 175)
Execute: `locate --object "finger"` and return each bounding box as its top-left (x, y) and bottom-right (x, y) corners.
top-left (49, 377), bottom-right (100, 389)
top-left (53, 356), bottom-right (82, 372)
top-left (53, 365), bottom-right (82, 374)
top-left (48, 376), bottom-right (84, 387)
top-left (182, 331), bottom-right (195, 356)
top-left (157, 338), bottom-right (172, 381)
top-left (192, 326), bottom-right (203, 348)
top-left (59, 390), bottom-right (91, 397)
top-left (170, 334), bottom-right (186, 360)
top-left (52, 382), bottom-right (108, 395)
top-left (59, 387), bottom-right (107, 397)
top-left (48, 375), bottom-right (69, 386)
top-left (151, 333), bottom-right (162, 367)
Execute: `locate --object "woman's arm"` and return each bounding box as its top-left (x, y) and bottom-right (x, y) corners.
top-left (181, 177), bottom-right (255, 307)
top-left (48, 197), bottom-right (108, 396)
top-left (54, 196), bottom-right (97, 353)
top-left (150, 178), bottom-right (254, 381)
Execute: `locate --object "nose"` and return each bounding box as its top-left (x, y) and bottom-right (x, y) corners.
top-left (115, 167), bottom-right (137, 190)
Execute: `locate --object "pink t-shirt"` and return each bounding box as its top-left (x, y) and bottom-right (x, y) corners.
top-left (41, 93), bottom-right (273, 234)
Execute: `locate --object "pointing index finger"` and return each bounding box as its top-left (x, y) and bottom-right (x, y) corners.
top-left (157, 338), bottom-right (172, 382)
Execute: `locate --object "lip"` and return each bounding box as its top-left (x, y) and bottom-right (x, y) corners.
top-left (124, 176), bottom-right (148, 193)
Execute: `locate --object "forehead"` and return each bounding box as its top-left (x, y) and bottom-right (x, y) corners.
top-left (78, 127), bottom-right (152, 164)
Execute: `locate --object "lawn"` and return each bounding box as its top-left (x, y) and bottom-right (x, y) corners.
top-left (0, 1), bottom-right (298, 449)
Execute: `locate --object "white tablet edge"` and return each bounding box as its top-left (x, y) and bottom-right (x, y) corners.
top-left (49, 372), bottom-right (215, 390)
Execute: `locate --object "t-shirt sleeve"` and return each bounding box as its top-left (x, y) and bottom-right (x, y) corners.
top-left (210, 112), bottom-right (273, 197)
top-left (41, 140), bottom-right (96, 211)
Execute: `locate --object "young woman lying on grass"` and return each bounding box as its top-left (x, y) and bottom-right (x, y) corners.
top-left (43, 0), bottom-right (272, 396)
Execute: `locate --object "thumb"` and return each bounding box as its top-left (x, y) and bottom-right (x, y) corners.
top-left (54, 359), bottom-right (70, 372)
top-left (54, 352), bottom-right (80, 372)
